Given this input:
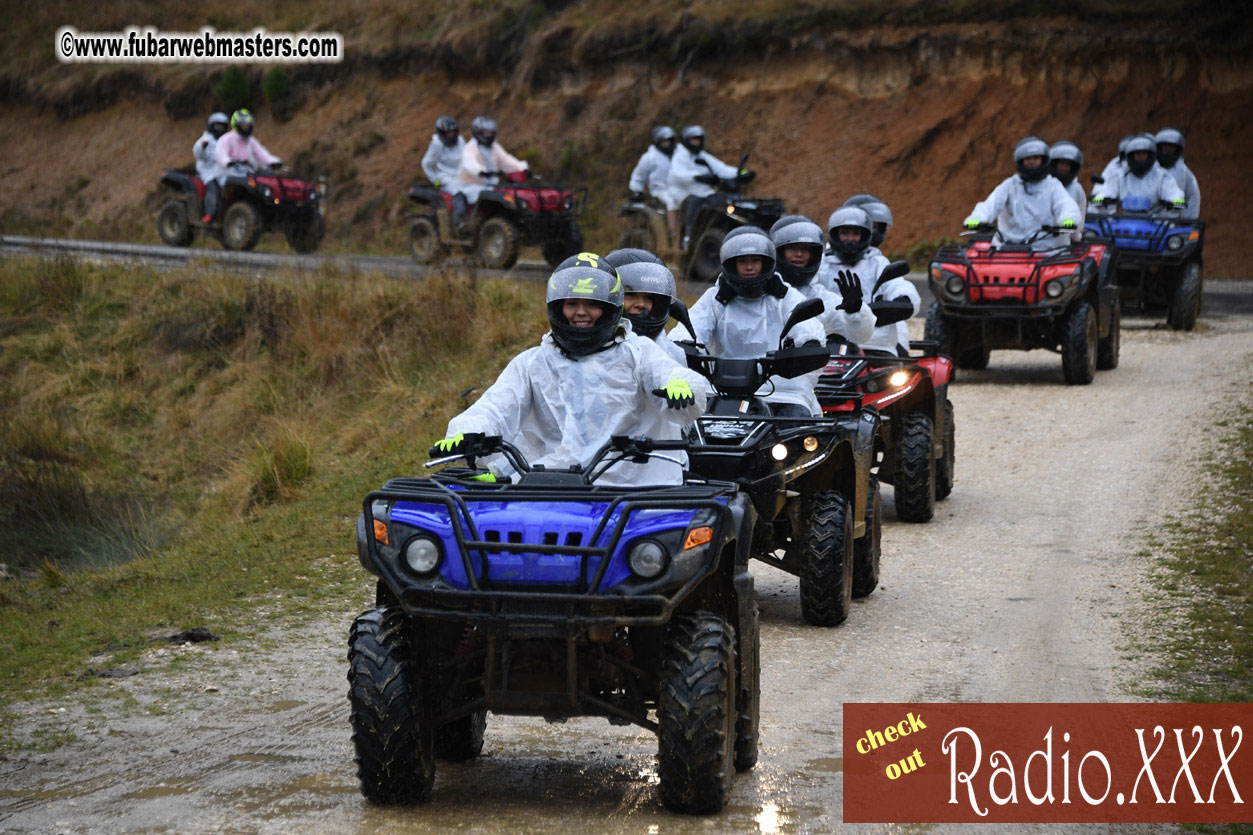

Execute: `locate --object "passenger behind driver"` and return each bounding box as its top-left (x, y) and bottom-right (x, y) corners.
top-left (453, 116), bottom-right (529, 234)
top-left (1155, 127), bottom-right (1201, 219)
top-left (603, 248), bottom-right (687, 365)
top-left (434, 254), bottom-right (706, 486)
top-left (666, 126), bottom-right (742, 247)
top-left (669, 226), bottom-right (826, 418)
top-left (1049, 140), bottom-right (1087, 240)
top-left (1098, 133), bottom-right (1136, 190)
top-left (769, 215), bottom-right (874, 346)
top-left (1092, 133), bottom-right (1185, 212)
top-left (841, 193), bottom-right (893, 255)
top-left (421, 115), bottom-right (466, 203)
top-left (818, 207), bottom-right (921, 357)
top-left (194, 112), bottom-right (229, 223)
top-left (628, 126), bottom-right (680, 243)
top-left (963, 136), bottom-right (1081, 250)
top-left (214, 109), bottom-right (280, 171)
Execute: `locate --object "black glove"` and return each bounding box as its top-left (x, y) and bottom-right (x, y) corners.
top-left (629, 191), bottom-right (646, 201)
top-left (833, 270), bottom-right (863, 313)
top-left (693, 173), bottom-right (720, 186)
top-left (870, 298), bottom-right (914, 325)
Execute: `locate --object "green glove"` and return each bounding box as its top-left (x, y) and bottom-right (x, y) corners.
top-left (1172, 196), bottom-right (1186, 207)
top-left (432, 179), bottom-right (441, 187)
top-left (468, 472), bottom-right (496, 482)
top-left (1061, 218), bottom-right (1076, 229)
top-left (435, 432), bottom-right (465, 454)
top-left (1090, 195), bottom-right (1104, 205)
top-left (658, 379), bottom-right (695, 409)
top-left (963, 217), bottom-right (980, 230)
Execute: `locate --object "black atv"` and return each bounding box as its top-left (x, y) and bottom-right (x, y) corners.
top-left (676, 299), bottom-right (880, 625)
top-left (351, 433), bottom-right (759, 814)
top-left (157, 162), bottom-right (325, 253)
top-left (618, 153), bottom-right (785, 282)
top-left (406, 171), bottom-right (585, 270)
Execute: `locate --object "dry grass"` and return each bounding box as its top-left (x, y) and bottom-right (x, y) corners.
top-left (0, 255), bottom-right (546, 700)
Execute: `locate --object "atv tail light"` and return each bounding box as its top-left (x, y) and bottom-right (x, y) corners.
top-left (628, 540), bottom-right (668, 579)
top-left (402, 535), bottom-right (441, 574)
top-left (888, 370), bottom-right (910, 387)
top-left (682, 526), bottom-right (713, 551)
top-left (373, 519), bottom-right (389, 545)
top-left (1044, 279), bottom-right (1065, 298)
top-left (771, 443), bottom-right (789, 461)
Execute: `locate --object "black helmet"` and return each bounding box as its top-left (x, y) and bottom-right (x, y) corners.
top-left (545, 253), bottom-right (624, 356)
top-left (1013, 136), bottom-right (1050, 183)
top-left (230, 109), bottom-right (255, 138)
top-left (1049, 140), bottom-right (1084, 187)
top-left (471, 116), bottom-right (497, 147)
top-left (1124, 133), bottom-right (1157, 178)
top-left (680, 125), bottom-right (705, 154)
top-left (651, 125), bottom-right (676, 156)
top-left (826, 206), bottom-right (872, 265)
top-left (605, 248), bottom-right (675, 338)
top-left (435, 115), bottom-right (459, 148)
top-left (207, 112), bottom-right (229, 139)
top-left (769, 215), bottom-right (825, 287)
top-left (718, 227), bottom-right (776, 297)
top-left (1154, 127), bottom-right (1186, 169)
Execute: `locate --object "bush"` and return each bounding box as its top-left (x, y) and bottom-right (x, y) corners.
top-left (261, 66), bottom-right (290, 105)
top-left (212, 66), bottom-right (251, 115)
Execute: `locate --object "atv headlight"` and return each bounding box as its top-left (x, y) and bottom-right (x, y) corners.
top-left (628, 540), bottom-right (668, 579)
top-left (563, 194), bottom-right (574, 210)
top-left (771, 443), bottom-right (789, 461)
top-left (1044, 279), bottom-right (1065, 298)
top-left (402, 535), bottom-right (441, 575)
top-left (888, 370), bottom-right (910, 387)
top-left (1166, 235), bottom-right (1184, 251)
top-left (941, 272), bottom-right (965, 298)
top-left (259, 185), bottom-right (272, 198)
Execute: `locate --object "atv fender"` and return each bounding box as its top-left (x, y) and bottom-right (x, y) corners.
top-left (160, 170), bottom-right (198, 196)
top-left (407, 187), bottom-right (446, 211)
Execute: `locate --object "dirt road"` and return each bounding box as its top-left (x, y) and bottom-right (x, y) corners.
top-left (3, 283), bottom-right (1252, 834)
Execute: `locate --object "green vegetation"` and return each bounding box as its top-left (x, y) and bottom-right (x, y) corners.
top-left (1137, 398), bottom-right (1253, 703)
top-left (0, 256), bottom-right (547, 713)
top-left (211, 66), bottom-right (252, 115)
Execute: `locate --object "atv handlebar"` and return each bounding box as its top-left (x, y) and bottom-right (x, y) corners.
top-left (425, 432), bottom-right (692, 483)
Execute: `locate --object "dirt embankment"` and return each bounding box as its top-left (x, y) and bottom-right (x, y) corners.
top-left (1, 13), bottom-right (1250, 272)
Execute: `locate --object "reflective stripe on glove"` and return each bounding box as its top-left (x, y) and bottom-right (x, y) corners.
top-left (1061, 218), bottom-right (1077, 229)
top-left (655, 379), bottom-right (695, 409)
top-left (1172, 197), bottom-right (1186, 207)
top-left (435, 432), bottom-right (465, 454)
top-left (963, 217), bottom-right (980, 230)
top-left (468, 472), bottom-right (496, 482)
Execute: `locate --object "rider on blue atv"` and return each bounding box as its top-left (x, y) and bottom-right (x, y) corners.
top-left (435, 253), bottom-right (707, 486)
top-left (1154, 127), bottom-right (1201, 220)
top-left (1092, 133), bottom-right (1186, 213)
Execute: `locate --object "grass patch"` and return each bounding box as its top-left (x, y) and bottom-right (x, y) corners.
top-left (1136, 398), bottom-right (1253, 703)
top-left (0, 255), bottom-right (547, 720)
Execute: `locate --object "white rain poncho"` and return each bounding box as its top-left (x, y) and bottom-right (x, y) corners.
top-left (1161, 160), bottom-right (1201, 219)
top-left (628, 146), bottom-right (677, 210)
top-left (1064, 179), bottom-right (1087, 241)
top-left (653, 330), bottom-right (689, 366)
top-left (1094, 163), bottom-right (1185, 209)
top-left (454, 139), bottom-right (528, 204)
top-left (669, 281), bottom-right (826, 415)
top-left (1098, 155), bottom-right (1125, 187)
top-left (967, 174), bottom-right (1082, 250)
top-left (420, 134), bottom-right (466, 193)
top-left (445, 329), bottom-right (706, 486)
top-left (818, 250), bottom-right (921, 355)
top-left (789, 279), bottom-right (875, 345)
top-left (193, 131), bottom-right (226, 186)
top-left (667, 144), bottom-right (738, 203)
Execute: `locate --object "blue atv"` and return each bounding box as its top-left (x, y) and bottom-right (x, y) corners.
top-left (349, 434), bottom-right (759, 814)
top-left (1085, 194), bottom-right (1205, 330)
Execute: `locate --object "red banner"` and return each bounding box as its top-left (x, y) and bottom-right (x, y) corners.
top-left (842, 703), bottom-right (1253, 823)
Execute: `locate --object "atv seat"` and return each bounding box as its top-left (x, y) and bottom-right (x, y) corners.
top-left (191, 176), bottom-right (206, 204)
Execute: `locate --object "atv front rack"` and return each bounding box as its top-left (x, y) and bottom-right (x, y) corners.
top-left (933, 240), bottom-right (1099, 309)
top-left (363, 479), bottom-right (736, 628)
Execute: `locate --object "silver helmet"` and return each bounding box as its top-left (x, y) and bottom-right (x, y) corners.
top-left (1117, 133), bottom-right (1137, 162)
top-left (842, 193), bottom-right (881, 207)
top-left (1154, 127), bottom-right (1186, 169)
top-left (1049, 140), bottom-right (1084, 186)
top-left (1013, 136), bottom-right (1051, 183)
top-left (207, 112), bottom-right (229, 138)
top-left (680, 125), bottom-right (705, 153)
top-left (545, 253), bottom-right (624, 356)
top-left (769, 215), bottom-right (825, 287)
top-left (603, 248), bottom-right (674, 337)
top-left (826, 206), bottom-right (873, 264)
top-left (1124, 133), bottom-right (1157, 177)
top-left (651, 125), bottom-right (677, 156)
top-left (862, 201), bottom-right (894, 248)
top-left (718, 226), bottom-right (776, 297)
top-left (471, 116), bottom-right (497, 146)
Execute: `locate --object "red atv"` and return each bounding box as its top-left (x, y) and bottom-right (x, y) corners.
top-left (816, 339), bottom-right (955, 524)
top-left (406, 171), bottom-right (585, 269)
top-left (924, 225), bottom-right (1119, 384)
top-left (157, 162), bottom-right (326, 252)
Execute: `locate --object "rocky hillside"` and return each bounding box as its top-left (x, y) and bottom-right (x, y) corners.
top-left (1, 3), bottom-right (1250, 272)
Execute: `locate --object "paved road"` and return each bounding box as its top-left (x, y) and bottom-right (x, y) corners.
top-left (2, 280), bottom-right (1251, 834)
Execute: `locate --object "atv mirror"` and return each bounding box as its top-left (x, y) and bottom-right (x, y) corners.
top-left (738, 153), bottom-right (750, 168)
top-left (770, 343), bottom-right (831, 379)
top-left (668, 299), bottom-right (697, 342)
top-left (779, 298), bottom-right (824, 345)
top-left (1090, 174), bottom-right (1105, 185)
top-left (879, 260), bottom-right (910, 283)
top-left (694, 157), bottom-right (711, 168)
